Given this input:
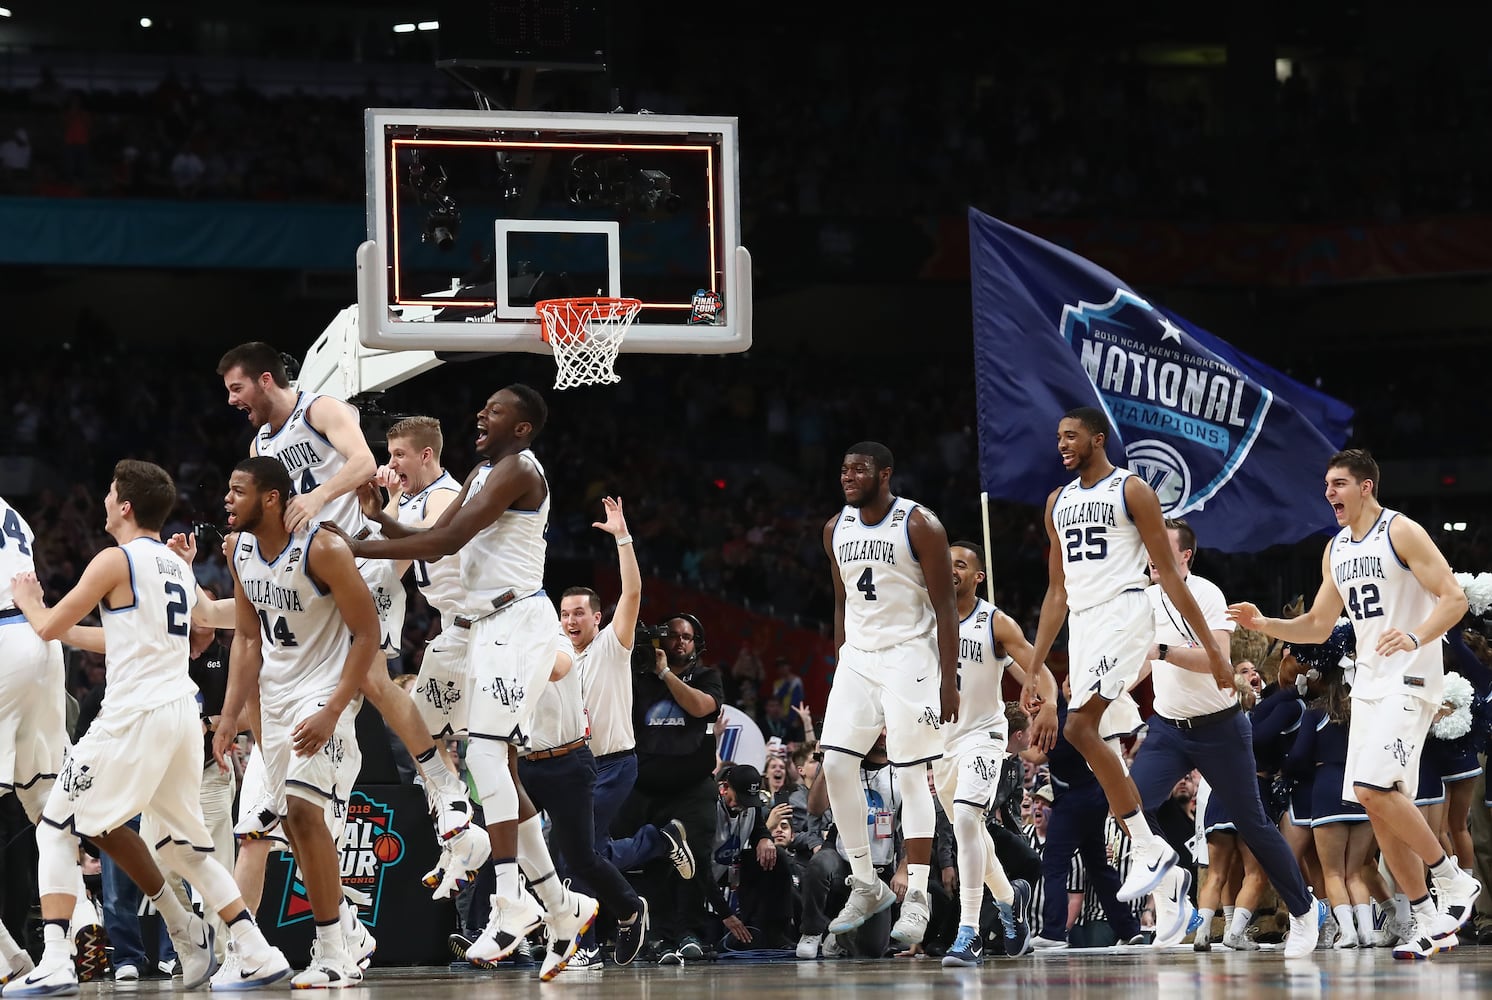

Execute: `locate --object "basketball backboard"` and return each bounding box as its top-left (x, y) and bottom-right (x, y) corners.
top-left (358, 108), bottom-right (750, 355)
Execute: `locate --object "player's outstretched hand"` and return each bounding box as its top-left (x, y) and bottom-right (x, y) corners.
top-left (166, 532), bottom-right (198, 562)
top-left (1226, 602), bottom-right (1265, 630)
top-left (592, 496), bottom-right (628, 536)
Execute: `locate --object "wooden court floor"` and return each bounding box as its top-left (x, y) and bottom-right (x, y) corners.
top-left (91, 946), bottom-right (1492, 998)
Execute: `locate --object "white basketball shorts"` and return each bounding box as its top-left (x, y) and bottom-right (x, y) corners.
top-left (820, 631), bottom-right (945, 766)
top-left (411, 624), bottom-right (472, 739)
top-left (1344, 692), bottom-right (1436, 801)
top-left (932, 736), bottom-right (1007, 814)
top-left (0, 620), bottom-right (67, 805)
top-left (260, 695), bottom-right (363, 840)
top-left (466, 595), bottom-right (566, 747)
top-left (1067, 589), bottom-right (1153, 713)
top-left (42, 695), bottom-right (213, 849)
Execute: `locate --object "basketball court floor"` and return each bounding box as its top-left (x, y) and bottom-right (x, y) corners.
top-left (81, 948), bottom-right (1492, 998)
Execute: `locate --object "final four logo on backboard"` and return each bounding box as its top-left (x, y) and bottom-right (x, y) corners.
top-left (276, 790), bottom-right (405, 928)
top-left (688, 288), bottom-right (723, 325)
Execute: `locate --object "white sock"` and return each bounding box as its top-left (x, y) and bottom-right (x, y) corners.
top-left (1120, 809), bottom-right (1160, 851)
top-left (1222, 906), bottom-right (1235, 933)
top-left (1230, 907), bottom-right (1252, 937)
top-left (150, 884), bottom-right (191, 936)
top-left (1353, 903), bottom-right (1374, 941)
top-left (907, 863), bottom-right (930, 898)
top-left (1410, 894), bottom-right (1437, 923)
top-left (846, 845), bottom-right (876, 886)
top-left (1197, 908), bottom-right (1215, 940)
top-left (515, 816), bottom-right (564, 912)
top-left (494, 860), bottom-right (522, 903)
top-left (314, 921), bottom-right (347, 963)
top-left (1332, 904), bottom-right (1354, 938)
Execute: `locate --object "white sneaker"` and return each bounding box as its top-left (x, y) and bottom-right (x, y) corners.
top-left (1283, 898), bottom-right (1325, 959)
top-left (1391, 919), bottom-right (1441, 961)
top-left (209, 940), bottom-right (291, 991)
top-left (2, 945), bottom-right (76, 998)
top-left (113, 964), bottom-right (140, 982)
top-left (0, 951), bottom-right (35, 987)
top-left (169, 914), bottom-right (218, 989)
top-left (1333, 921), bottom-right (1359, 949)
top-left (427, 827), bottom-right (490, 900)
top-left (233, 798), bottom-right (281, 840)
top-left (820, 934), bottom-right (845, 959)
top-left (828, 876), bottom-right (896, 934)
top-left (890, 888), bottom-right (931, 946)
top-left (1152, 868), bottom-right (1194, 947)
top-left (1432, 869), bottom-right (1482, 938)
top-left (539, 887), bottom-right (599, 982)
top-left (1030, 935), bottom-right (1068, 950)
top-left (342, 907), bottom-right (377, 970)
top-left (1116, 837), bottom-right (1177, 903)
top-left (467, 894), bottom-right (544, 966)
top-left (1221, 929), bottom-right (1258, 951)
top-left (431, 769), bottom-right (476, 842)
top-left (289, 956), bottom-right (361, 989)
top-left (1316, 913), bottom-right (1337, 950)
top-left (796, 934), bottom-right (820, 960)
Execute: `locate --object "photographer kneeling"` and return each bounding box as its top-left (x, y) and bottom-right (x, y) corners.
top-left (616, 614), bottom-right (725, 964)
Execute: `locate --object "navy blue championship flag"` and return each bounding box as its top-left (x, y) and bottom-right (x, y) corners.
top-left (969, 209), bottom-right (1354, 553)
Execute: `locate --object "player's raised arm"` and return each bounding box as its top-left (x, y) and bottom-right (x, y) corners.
top-left (597, 497), bottom-right (643, 648)
top-left (1228, 543), bottom-right (1345, 644)
top-left (283, 397), bottom-right (377, 533)
top-left (1127, 476), bottom-right (1231, 690)
top-left (907, 506), bottom-right (960, 724)
top-left (1377, 515), bottom-right (1470, 657)
top-left (1024, 488), bottom-right (1069, 713)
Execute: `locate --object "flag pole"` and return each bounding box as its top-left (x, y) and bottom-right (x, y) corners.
top-left (980, 491), bottom-right (995, 605)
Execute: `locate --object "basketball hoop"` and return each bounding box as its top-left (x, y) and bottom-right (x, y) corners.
top-left (534, 297), bottom-right (642, 389)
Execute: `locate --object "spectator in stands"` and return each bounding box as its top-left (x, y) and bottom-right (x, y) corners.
top-left (709, 764), bottom-right (794, 950)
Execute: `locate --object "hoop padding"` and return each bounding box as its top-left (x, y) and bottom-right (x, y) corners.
top-left (535, 297), bottom-right (642, 389)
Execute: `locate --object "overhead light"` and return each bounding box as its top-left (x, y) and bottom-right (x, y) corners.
top-left (0, 9), bottom-right (13, 18)
top-left (1455, 521), bottom-right (1468, 532)
top-left (140, 16), bottom-right (153, 27)
top-left (393, 22), bottom-right (415, 33)
top-left (417, 20), bottom-right (439, 30)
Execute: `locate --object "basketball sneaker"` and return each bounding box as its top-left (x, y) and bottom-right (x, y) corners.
top-left (659, 820), bottom-right (696, 880)
top-left (1283, 897), bottom-right (1326, 959)
top-left (1030, 935), bottom-right (1068, 950)
top-left (70, 922), bottom-right (106, 984)
top-left (340, 905), bottom-right (376, 970)
top-left (1116, 838), bottom-right (1177, 903)
top-left (566, 947), bottom-right (603, 972)
top-left (1431, 868), bottom-right (1481, 938)
top-left (169, 915), bottom-right (218, 990)
top-left (614, 897), bottom-right (648, 967)
top-left (677, 936), bottom-right (705, 961)
top-left (208, 939), bottom-right (291, 991)
top-left (2, 945), bottom-right (76, 998)
top-left (467, 894), bottom-right (544, 967)
top-left (1002, 879), bottom-right (1034, 957)
top-left (821, 934), bottom-right (846, 959)
top-left (828, 876), bottom-right (896, 935)
top-left (1392, 919), bottom-right (1442, 961)
top-left (430, 827), bottom-right (490, 900)
top-left (1221, 928), bottom-right (1258, 951)
top-left (233, 799), bottom-right (281, 840)
top-left (890, 888), bottom-right (930, 947)
top-left (941, 926), bottom-right (983, 968)
top-left (1152, 868), bottom-right (1194, 947)
top-left (289, 955), bottom-right (362, 990)
top-left (0, 950), bottom-right (35, 987)
top-left (429, 769), bottom-right (476, 843)
top-left (539, 886), bottom-right (599, 982)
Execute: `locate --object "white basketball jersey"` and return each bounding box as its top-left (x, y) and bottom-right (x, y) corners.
top-left (397, 471), bottom-right (464, 624)
top-left (1051, 468), bottom-right (1149, 612)
top-left (254, 391), bottom-right (363, 535)
top-left (460, 450), bottom-right (548, 609)
top-left (1330, 509), bottom-right (1442, 704)
top-left (100, 537), bottom-right (199, 714)
top-left (832, 497), bottom-right (935, 651)
top-left (0, 496), bottom-right (39, 609)
top-left (946, 598), bottom-right (1012, 748)
top-left (233, 526), bottom-right (351, 712)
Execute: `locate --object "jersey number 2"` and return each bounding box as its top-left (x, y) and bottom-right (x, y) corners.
top-left (164, 582), bottom-right (189, 636)
top-left (856, 567), bottom-right (878, 601)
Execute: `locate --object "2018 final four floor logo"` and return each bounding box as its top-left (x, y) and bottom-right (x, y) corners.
top-left (1058, 288), bottom-right (1273, 515)
top-left (276, 790), bottom-right (405, 927)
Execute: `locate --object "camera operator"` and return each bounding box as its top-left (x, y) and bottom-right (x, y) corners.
top-left (617, 614), bottom-right (725, 964)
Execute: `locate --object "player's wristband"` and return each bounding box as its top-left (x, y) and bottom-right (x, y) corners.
top-left (1407, 632), bottom-right (1421, 649)
top-left (616, 534), bottom-right (634, 547)
top-left (1157, 644), bottom-right (1169, 662)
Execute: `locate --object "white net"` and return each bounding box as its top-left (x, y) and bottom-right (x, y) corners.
top-left (535, 297), bottom-right (642, 389)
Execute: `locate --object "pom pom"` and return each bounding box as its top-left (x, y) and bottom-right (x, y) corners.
top-left (1433, 671), bottom-right (1476, 740)
top-left (1455, 571), bottom-right (1492, 617)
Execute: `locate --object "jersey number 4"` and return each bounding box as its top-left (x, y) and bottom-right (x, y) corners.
top-left (0, 509), bottom-right (31, 555)
top-left (1064, 525), bottom-right (1107, 562)
top-left (258, 609), bottom-right (300, 647)
top-left (856, 567), bottom-right (878, 601)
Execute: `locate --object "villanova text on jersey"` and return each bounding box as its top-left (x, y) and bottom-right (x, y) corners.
top-left (1052, 498), bottom-right (1119, 531)
top-left (274, 440), bottom-right (324, 481)
top-left (1333, 555), bottom-right (1385, 587)
top-left (837, 537), bottom-right (898, 566)
top-left (241, 578), bottom-right (306, 612)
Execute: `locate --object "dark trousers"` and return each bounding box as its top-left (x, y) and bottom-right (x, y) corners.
top-left (727, 849), bottom-right (794, 942)
top-left (593, 751), bottom-right (663, 871)
top-left (99, 816), bottom-right (176, 970)
top-left (799, 849), bottom-right (894, 956)
top-left (1042, 784), bottom-right (1139, 942)
top-left (989, 821), bottom-right (1042, 885)
top-left (518, 747), bottom-right (642, 922)
top-left (616, 774), bottom-right (718, 946)
top-left (1131, 710), bottom-right (1313, 916)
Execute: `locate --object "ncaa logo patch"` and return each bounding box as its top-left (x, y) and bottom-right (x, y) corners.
top-left (688, 288), bottom-right (723, 326)
top-left (276, 790), bottom-right (404, 928)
